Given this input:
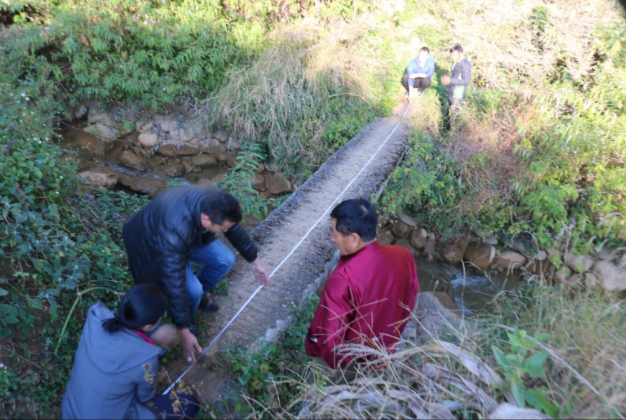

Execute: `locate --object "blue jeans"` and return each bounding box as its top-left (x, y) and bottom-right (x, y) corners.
top-left (186, 239), bottom-right (235, 319)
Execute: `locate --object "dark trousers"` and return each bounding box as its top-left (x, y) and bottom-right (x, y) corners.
top-left (402, 73), bottom-right (431, 93)
top-left (146, 391), bottom-right (200, 419)
top-left (445, 98), bottom-right (464, 132)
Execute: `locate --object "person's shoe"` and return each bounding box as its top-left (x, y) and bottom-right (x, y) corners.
top-left (198, 296), bottom-right (219, 313)
top-left (418, 90), bottom-right (424, 97)
top-left (404, 91), bottom-right (409, 97)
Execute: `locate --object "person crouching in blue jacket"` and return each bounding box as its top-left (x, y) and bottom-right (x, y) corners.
top-left (402, 46), bottom-right (435, 100)
top-left (61, 285), bottom-right (199, 419)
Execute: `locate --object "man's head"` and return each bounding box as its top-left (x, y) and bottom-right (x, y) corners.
top-left (449, 44), bottom-right (463, 64)
top-left (200, 191), bottom-right (242, 233)
top-left (329, 199), bottom-right (378, 256)
top-left (419, 46), bottom-right (430, 62)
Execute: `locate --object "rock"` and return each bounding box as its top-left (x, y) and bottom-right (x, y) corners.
top-left (226, 137), bottom-right (242, 151)
top-left (398, 212), bottom-right (417, 227)
top-left (378, 231), bottom-right (395, 245)
top-left (441, 237), bottom-right (469, 263)
top-left (210, 174), bottom-right (223, 185)
top-left (116, 120), bottom-right (135, 137)
top-left (118, 174), bottom-right (166, 197)
top-left (597, 246), bottom-right (615, 261)
top-left (170, 127), bottom-right (195, 143)
top-left (215, 129), bottom-right (230, 142)
top-left (191, 154), bottom-right (217, 168)
top-left (86, 123), bottom-right (117, 140)
top-left (488, 402), bottom-right (551, 419)
top-left (412, 292), bottom-right (464, 338)
top-left (78, 166), bottom-right (118, 190)
top-left (199, 138), bottom-right (227, 155)
top-left (226, 155), bottom-right (238, 168)
top-left (591, 260), bottom-right (626, 292)
top-left (157, 115), bottom-right (179, 132)
top-left (564, 273), bottom-right (584, 287)
top-left (464, 242), bottom-right (496, 270)
top-left (157, 144), bottom-right (199, 157)
top-left (87, 103), bottom-right (115, 126)
top-left (585, 273), bottom-right (600, 289)
top-left (409, 228), bottom-right (428, 249)
top-left (484, 236), bottom-right (498, 246)
top-left (148, 155), bottom-right (167, 169)
top-left (491, 251), bottom-right (527, 272)
top-left (395, 238), bottom-right (416, 255)
top-left (119, 150), bottom-right (149, 172)
top-left (554, 266), bottom-right (571, 283)
top-left (265, 161), bottom-right (280, 173)
top-left (196, 179), bottom-right (215, 186)
top-left (138, 133), bottom-right (158, 148)
top-left (182, 160), bottom-right (195, 174)
top-left (534, 250), bottom-right (548, 261)
top-left (424, 238), bottom-right (437, 261)
top-left (73, 104), bottom-right (88, 120)
top-left (251, 172), bottom-right (265, 187)
top-left (162, 164), bottom-right (185, 178)
top-left (137, 118), bottom-right (154, 133)
top-left (392, 220), bottom-right (410, 238)
top-left (266, 173), bottom-right (292, 195)
top-left (564, 252), bottom-right (594, 273)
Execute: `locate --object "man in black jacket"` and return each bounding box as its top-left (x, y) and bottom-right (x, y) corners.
top-left (441, 44), bottom-right (472, 131)
top-left (122, 184), bottom-right (269, 362)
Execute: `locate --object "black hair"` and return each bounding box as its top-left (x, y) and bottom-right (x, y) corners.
top-left (419, 46), bottom-right (430, 54)
top-left (102, 284), bottom-right (167, 333)
top-left (330, 199), bottom-right (378, 242)
top-left (200, 191), bottom-right (243, 225)
top-left (450, 44), bottom-right (463, 53)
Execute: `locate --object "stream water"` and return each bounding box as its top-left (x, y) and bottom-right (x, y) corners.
top-left (415, 255), bottom-right (521, 314)
top-left (58, 125), bottom-right (521, 313)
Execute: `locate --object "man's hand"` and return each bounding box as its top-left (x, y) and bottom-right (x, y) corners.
top-left (180, 328), bottom-right (202, 363)
top-left (250, 258), bottom-right (270, 286)
top-left (409, 73), bottom-right (418, 79)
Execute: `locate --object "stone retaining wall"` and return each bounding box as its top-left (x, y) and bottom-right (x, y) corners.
top-left (385, 214), bottom-right (626, 294)
top-left (67, 100), bottom-right (294, 197)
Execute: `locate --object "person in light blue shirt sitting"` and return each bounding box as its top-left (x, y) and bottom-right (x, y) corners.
top-left (402, 46), bottom-right (435, 100)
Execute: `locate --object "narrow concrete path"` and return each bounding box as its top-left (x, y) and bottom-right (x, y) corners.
top-left (165, 105), bottom-right (411, 403)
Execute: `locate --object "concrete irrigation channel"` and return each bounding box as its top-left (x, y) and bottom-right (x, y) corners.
top-left (164, 108), bottom-right (412, 405)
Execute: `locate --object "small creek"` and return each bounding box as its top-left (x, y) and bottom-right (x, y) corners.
top-left (415, 255), bottom-right (522, 314)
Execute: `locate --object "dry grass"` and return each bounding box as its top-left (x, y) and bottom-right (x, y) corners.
top-left (259, 281), bottom-right (626, 419)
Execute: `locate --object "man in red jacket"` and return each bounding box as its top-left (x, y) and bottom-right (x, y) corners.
top-left (305, 199), bottom-right (419, 369)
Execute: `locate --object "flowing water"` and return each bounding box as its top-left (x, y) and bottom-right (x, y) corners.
top-left (415, 255), bottom-right (522, 314)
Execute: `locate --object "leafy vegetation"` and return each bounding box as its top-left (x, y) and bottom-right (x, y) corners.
top-left (2, 0), bottom-right (626, 418)
top-left (380, 0), bottom-right (626, 251)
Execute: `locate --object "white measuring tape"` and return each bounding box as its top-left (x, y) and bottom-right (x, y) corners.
top-left (162, 100), bottom-right (412, 395)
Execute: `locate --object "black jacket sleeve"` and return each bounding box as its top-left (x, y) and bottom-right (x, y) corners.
top-left (224, 223), bottom-right (258, 263)
top-left (160, 227), bottom-right (192, 328)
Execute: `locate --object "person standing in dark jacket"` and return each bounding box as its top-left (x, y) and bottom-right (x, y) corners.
top-left (122, 184), bottom-right (269, 363)
top-left (440, 44), bottom-right (472, 131)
